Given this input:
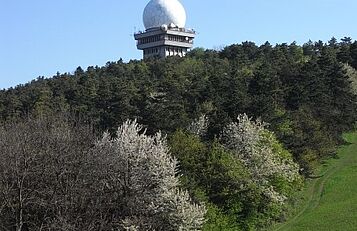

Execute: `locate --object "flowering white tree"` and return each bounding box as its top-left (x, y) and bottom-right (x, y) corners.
top-left (92, 120), bottom-right (206, 230)
top-left (223, 114), bottom-right (301, 204)
top-left (187, 114), bottom-right (208, 137)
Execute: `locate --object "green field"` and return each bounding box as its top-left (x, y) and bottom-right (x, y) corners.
top-left (271, 132), bottom-right (357, 231)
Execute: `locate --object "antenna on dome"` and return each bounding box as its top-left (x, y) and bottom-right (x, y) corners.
top-left (129, 26), bottom-right (138, 37)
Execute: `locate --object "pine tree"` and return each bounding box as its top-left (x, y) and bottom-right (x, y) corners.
top-left (350, 41), bottom-right (357, 69)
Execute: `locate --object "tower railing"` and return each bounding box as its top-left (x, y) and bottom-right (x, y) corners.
top-left (134, 27), bottom-right (195, 35)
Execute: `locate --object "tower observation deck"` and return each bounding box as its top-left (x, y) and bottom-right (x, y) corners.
top-left (134, 0), bottom-right (196, 59)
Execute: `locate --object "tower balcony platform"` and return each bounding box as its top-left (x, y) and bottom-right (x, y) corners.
top-left (134, 26), bottom-right (196, 58)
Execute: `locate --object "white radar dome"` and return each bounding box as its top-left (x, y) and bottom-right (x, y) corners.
top-left (143, 0), bottom-right (187, 30)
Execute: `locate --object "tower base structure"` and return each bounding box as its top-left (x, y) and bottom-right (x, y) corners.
top-left (134, 26), bottom-right (195, 59)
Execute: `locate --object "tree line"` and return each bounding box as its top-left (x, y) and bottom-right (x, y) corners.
top-left (0, 37), bottom-right (356, 230)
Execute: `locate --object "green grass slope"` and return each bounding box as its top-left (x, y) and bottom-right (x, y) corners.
top-left (271, 132), bottom-right (357, 231)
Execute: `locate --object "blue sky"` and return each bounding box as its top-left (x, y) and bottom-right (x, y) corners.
top-left (0, 0), bottom-right (356, 89)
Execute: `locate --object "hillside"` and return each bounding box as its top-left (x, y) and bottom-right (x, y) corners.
top-left (0, 38), bottom-right (357, 230)
top-left (1, 39), bottom-right (357, 172)
top-left (272, 132), bottom-right (357, 231)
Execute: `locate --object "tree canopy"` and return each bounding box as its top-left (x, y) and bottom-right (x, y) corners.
top-left (0, 38), bottom-right (356, 230)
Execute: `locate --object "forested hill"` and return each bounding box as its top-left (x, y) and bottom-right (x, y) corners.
top-left (0, 38), bottom-right (357, 230)
top-left (1, 38), bottom-right (357, 172)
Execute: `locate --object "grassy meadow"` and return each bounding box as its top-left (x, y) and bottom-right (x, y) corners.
top-left (271, 132), bottom-right (357, 231)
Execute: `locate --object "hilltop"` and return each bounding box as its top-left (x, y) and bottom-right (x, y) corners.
top-left (0, 38), bottom-right (356, 230)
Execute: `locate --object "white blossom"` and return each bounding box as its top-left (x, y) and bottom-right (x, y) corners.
top-left (94, 120), bottom-right (206, 230)
top-left (223, 114), bottom-right (300, 204)
top-left (187, 115), bottom-right (208, 137)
